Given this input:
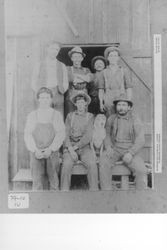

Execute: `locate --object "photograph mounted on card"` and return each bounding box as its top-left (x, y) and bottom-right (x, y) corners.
top-left (1, 0), bottom-right (167, 213)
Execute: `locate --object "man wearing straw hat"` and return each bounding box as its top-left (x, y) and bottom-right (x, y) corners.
top-left (65, 46), bottom-right (93, 116)
top-left (98, 46), bottom-right (133, 117)
top-left (99, 93), bottom-right (147, 191)
top-left (61, 91), bottom-right (98, 191)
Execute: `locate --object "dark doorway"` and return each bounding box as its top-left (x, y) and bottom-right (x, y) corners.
top-left (57, 43), bottom-right (119, 71)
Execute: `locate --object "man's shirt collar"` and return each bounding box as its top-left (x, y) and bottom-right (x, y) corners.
top-left (117, 112), bottom-right (130, 120)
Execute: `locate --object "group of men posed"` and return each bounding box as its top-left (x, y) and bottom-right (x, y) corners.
top-left (24, 41), bottom-right (147, 191)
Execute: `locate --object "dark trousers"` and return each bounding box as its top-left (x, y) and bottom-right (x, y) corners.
top-left (88, 96), bottom-right (101, 115)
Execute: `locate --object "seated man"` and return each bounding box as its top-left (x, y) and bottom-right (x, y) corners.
top-left (24, 87), bottom-right (65, 190)
top-left (61, 91), bottom-right (98, 191)
top-left (99, 93), bottom-right (147, 190)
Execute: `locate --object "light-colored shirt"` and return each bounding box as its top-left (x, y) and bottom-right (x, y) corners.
top-left (24, 108), bottom-right (65, 153)
top-left (46, 59), bottom-right (68, 91)
top-left (31, 60), bottom-right (68, 92)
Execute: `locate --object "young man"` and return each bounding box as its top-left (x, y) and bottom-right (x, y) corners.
top-left (99, 93), bottom-right (147, 191)
top-left (24, 87), bottom-right (65, 190)
top-left (32, 41), bottom-right (68, 116)
top-left (88, 56), bottom-right (107, 115)
top-left (98, 46), bottom-right (133, 116)
top-left (61, 91), bottom-right (98, 191)
top-left (65, 46), bottom-right (92, 116)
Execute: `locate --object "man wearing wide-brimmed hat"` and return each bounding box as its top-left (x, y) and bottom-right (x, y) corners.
top-left (99, 93), bottom-right (147, 191)
top-left (88, 56), bottom-right (107, 115)
top-left (65, 46), bottom-right (93, 116)
top-left (61, 91), bottom-right (98, 191)
top-left (98, 46), bottom-right (133, 117)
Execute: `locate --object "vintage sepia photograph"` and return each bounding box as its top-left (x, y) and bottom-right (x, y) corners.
top-left (0, 0), bottom-right (167, 213)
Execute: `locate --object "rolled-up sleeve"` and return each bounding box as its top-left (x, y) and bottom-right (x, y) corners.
top-left (49, 111), bottom-right (66, 151)
top-left (124, 67), bottom-right (133, 89)
top-left (97, 71), bottom-right (105, 89)
top-left (24, 112), bottom-right (37, 153)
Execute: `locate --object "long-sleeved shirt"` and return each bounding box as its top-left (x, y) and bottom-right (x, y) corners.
top-left (104, 111), bottom-right (145, 155)
top-left (24, 108), bottom-right (65, 153)
top-left (31, 59), bottom-right (68, 93)
top-left (64, 111), bottom-right (94, 149)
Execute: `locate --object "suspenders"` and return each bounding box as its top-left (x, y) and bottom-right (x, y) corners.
top-left (71, 112), bottom-right (90, 127)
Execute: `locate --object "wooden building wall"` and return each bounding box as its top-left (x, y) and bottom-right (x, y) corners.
top-left (5, 0), bottom-right (152, 178)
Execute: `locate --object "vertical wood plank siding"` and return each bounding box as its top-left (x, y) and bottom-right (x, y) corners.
top-left (7, 0), bottom-right (152, 175)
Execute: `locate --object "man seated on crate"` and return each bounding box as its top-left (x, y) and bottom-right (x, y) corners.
top-left (61, 91), bottom-right (98, 191)
top-left (99, 93), bottom-right (147, 191)
top-left (24, 87), bottom-right (65, 191)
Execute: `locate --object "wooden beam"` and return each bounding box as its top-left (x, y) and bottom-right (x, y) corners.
top-left (121, 55), bottom-right (152, 92)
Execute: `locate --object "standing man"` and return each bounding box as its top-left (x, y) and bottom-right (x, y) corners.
top-left (32, 41), bottom-right (68, 116)
top-left (99, 94), bottom-right (147, 191)
top-left (98, 46), bottom-right (133, 116)
top-left (88, 56), bottom-right (107, 115)
top-left (61, 91), bottom-right (98, 191)
top-left (24, 87), bottom-right (65, 190)
top-left (65, 46), bottom-right (92, 116)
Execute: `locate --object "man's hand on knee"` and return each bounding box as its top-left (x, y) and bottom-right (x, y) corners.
top-left (122, 152), bottom-right (133, 164)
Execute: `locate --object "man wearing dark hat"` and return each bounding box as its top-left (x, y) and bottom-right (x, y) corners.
top-left (88, 56), bottom-right (107, 115)
top-left (98, 46), bottom-right (133, 117)
top-left (99, 93), bottom-right (147, 190)
top-left (65, 46), bottom-right (93, 116)
top-left (61, 91), bottom-right (98, 191)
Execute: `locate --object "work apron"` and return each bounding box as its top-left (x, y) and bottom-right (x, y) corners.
top-left (31, 110), bottom-right (59, 190)
top-left (32, 110), bottom-right (56, 151)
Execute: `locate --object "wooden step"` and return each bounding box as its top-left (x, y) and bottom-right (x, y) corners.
top-left (12, 169), bottom-right (32, 191)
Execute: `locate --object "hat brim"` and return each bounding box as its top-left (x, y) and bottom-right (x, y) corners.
top-left (70, 92), bottom-right (91, 105)
top-left (91, 56), bottom-right (107, 70)
top-left (113, 99), bottom-right (133, 107)
top-left (68, 51), bottom-right (86, 58)
top-left (104, 47), bottom-right (120, 59)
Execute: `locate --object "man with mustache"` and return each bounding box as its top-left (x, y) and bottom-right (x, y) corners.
top-left (99, 93), bottom-right (147, 191)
